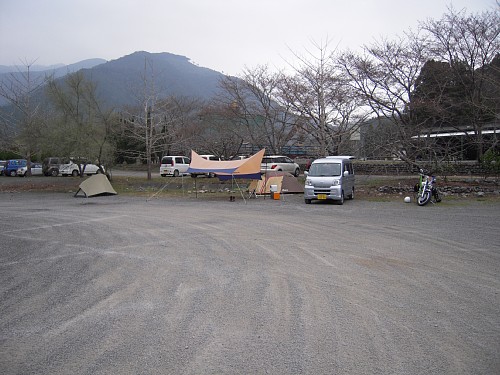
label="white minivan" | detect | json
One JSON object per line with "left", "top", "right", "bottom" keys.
{"left": 304, "top": 156, "right": 355, "bottom": 205}
{"left": 160, "top": 156, "right": 191, "bottom": 177}
{"left": 190, "top": 155, "right": 221, "bottom": 178}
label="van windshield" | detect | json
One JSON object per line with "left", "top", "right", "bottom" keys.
{"left": 308, "top": 163, "right": 341, "bottom": 177}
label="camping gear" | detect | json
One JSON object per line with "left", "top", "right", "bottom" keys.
{"left": 187, "top": 149, "right": 265, "bottom": 180}
{"left": 187, "top": 149, "right": 265, "bottom": 202}
{"left": 270, "top": 184, "right": 280, "bottom": 200}
{"left": 74, "top": 174, "right": 117, "bottom": 197}
{"left": 248, "top": 172, "right": 303, "bottom": 196}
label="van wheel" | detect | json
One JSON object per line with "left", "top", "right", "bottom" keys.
{"left": 338, "top": 191, "right": 344, "bottom": 205}
{"left": 72, "top": 170, "right": 79, "bottom": 177}
{"left": 305, "top": 199, "right": 311, "bottom": 204}
{"left": 294, "top": 168, "right": 300, "bottom": 177}
{"left": 9, "top": 170, "right": 17, "bottom": 177}
{"left": 51, "top": 169, "right": 59, "bottom": 177}
{"left": 173, "top": 170, "right": 179, "bottom": 177}
{"left": 349, "top": 187, "right": 354, "bottom": 200}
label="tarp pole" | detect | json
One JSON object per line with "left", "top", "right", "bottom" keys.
{"left": 147, "top": 182, "right": 170, "bottom": 201}
{"left": 263, "top": 167, "right": 267, "bottom": 199}
{"left": 232, "top": 175, "right": 246, "bottom": 204}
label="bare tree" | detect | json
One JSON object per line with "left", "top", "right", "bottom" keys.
{"left": 120, "top": 101, "right": 170, "bottom": 180}
{"left": 119, "top": 57, "right": 199, "bottom": 179}
{"left": 0, "top": 61, "right": 50, "bottom": 173}
{"left": 159, "top": 96, "right": 201, "bottom": 157}
{"left": 120, "top": 58, "right": 173, "bottom": 179}
{"left": 193, "top": 102, "right": 246, "bottom": 159}
{"left": 217, "top": 65, "right": 299, "bottom": 154}
{"left": 341, "top": 7, "right": 499, "bottom": 167}
{"left": 339, "top": 32, "right": 430, "bottom": 165}
{"left": 278, "top": 39, "right": 368, "bottom": 157}
{"left": 419, "top": 7, "right": 500, "bottom": 160}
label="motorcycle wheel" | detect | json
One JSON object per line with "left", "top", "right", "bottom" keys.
{"left": 417, "top": 191, "right": 432, "bottom": 206}
{"left": 434, "top": 190, "right": 442, "bottom": 203}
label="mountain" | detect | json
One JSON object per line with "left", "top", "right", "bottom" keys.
{"left": 78, "top": 51, "right": 226, "bottom": 107}
{"left": 0, "top": 52, "right": 228, "bottom": 108}
{"left": 0, "top": 64, "right": 64, "bottom": 73}
{"left": 0, "top": 58, "right": 106, "bottom": 77}
{"left": 0, "top": 58, "right": 107, "bottom": 106}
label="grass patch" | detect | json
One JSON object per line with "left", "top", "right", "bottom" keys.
{"left": 2, "top": 173, "right": 497, "bottom": 203}
{"left": 110, "top": 176, "right": 250, "bottom": 198}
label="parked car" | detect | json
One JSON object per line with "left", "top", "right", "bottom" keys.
{"left": 0, "top": 160, "right": 6, "bottom": 175}
{"left": 160, "top": 156, "right": 190, "bottom": 177}
{"left": 260, "top": 155, "right": 300, "bottom": 177}
{"left": 59, "top": 161, "right": 104, "bottom": 177}
{"left": 231, "top": 155, "right": 248, "bottom": 160}
{"left": 17, "top": 163, "right": 43, "bottom": 177}
{"left": 42, "top": 157, "right": 67, "bottom": 176}
{"left": 190, "top": 155, "right": 221, "bottom": 178}
{"left": 305, "top": 158, "right": 314, "bottom": 172}
{"left": 304, "top": 156, "right": 355, "bottom": 205}
{"left": 3, "top": 159, "right": 27, "bottom": 177}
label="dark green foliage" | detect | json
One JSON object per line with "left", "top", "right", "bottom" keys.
{"left": 411, "top": 59, "right": 497, "bottom": 128}
{"left": 481, "top": 149, "right": 500, "bottom": 174}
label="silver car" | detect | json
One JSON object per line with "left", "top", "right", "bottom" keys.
{"left": 17, "top": 163, "right": 43, "bottom": 177}
{"left": 59, "top": 161, "right": 104, "bottom": 177}
{"left": 260, "top": 155, "right": 300, "bottom": 177}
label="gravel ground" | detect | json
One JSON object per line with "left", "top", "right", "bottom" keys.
{"left": 0, "top": 187, "right": 499, "bottom": 374}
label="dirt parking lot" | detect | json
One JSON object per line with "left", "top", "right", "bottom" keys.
{"left": 0, "top": 190, "right": 499, "bottom": 374}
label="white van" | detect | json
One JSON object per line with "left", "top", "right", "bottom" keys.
{"left": 304, "top": 156, "right": 355, "bottom": 205}
{"left": 190, "top": 155, "right": 221, "bottom": 178}
{"left": 160, "top": 156, "right": 191, "bottom": 177}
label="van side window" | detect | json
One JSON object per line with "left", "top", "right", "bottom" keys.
{"left": 175, "top": 157, "right": 183, "bottom": 164}
{"left": 343, "top": 162, "right": 353, "bottom": 175}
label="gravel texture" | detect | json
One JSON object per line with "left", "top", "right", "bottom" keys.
{"left": 0, "top": 188, "right": 499, "bottom": 374}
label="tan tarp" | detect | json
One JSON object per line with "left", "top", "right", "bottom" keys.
{"left": 188, "top": 149, "right": 265, "bottom": 179}
{"left": 76, "top": 174, "right": 117, "bottom": 197}
{"left": 248, "top": 172, "right": 304, "bottom": 195}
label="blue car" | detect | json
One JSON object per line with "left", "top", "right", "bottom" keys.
{"left": 4, "top": 159, "right": 27, "bottom": 177}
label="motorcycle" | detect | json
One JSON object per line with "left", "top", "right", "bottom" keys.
{"left": 414, "top": 169, "right": 442, "bottom": 206}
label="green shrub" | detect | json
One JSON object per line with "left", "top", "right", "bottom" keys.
{"left": 481, "top": 150, "right": 500, "bottom": 175}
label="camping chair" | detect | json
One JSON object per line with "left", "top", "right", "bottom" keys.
{"left": 247, "top": 188, "right": 257, "bottom": 199}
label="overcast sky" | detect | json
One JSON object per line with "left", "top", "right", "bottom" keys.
{"left": 0, "top": 0, "right": 497, "bottom": 75}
